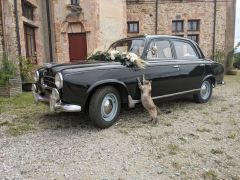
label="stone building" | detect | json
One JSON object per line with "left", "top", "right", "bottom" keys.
{"left": 0, "top": 0, "right": 126, "bottom": 65}
{"left": 0, "top": 0, "right": 20, "bottom": 63}
{"left": 0, "top": 0, "right": 236, "bottom": 66}
{"left": 127, "top": 0, "right": 236, "bottom": 58}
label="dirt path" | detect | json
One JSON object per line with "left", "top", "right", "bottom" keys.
{"left": 0, "top": 75, "right": 240, "bottom": 179}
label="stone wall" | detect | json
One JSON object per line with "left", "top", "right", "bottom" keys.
{"left": 1, "top": 0, "right": 19, "bottom": 63}
{"left": 51, "top": 0, "right": 126, "bottom": 63}
{"left": 127, "top": 0, "right": 229, "bottom": 58}
{"left": 0, "top": 4, "right": 3, "bottom": 54}
{"left": 17, "top": 0, "right": 50, "bottom": 65}
{"left": 0, "top": 0, "right": 22, "bottom": 96}
{"left": 0, "top": 78, "right": 22, "bottom": 97}
{"left": 99, "top": 0, "right": 127, "bottom": 50}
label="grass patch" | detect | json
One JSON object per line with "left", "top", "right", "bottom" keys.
{"left": 179, "top": 137, "right": 187, "bottom": 143}
{"left": 211, "top": 149, "right": 224, "bottom": 155}
{"left": 168, "top": 144, "right": 180, "bottom": 155}
{"left": 227, "top": 133, "right": 237, "bottom": 139}
{"left": 0, "top": 121, "right": 13, "bottom": 127}
{"left": 7, "top": 123, "right": 35, "bottom": 136}
{"left": 202, "top": 170, "right": 218, "bottom": 180}
{"left": 172, "top": 161, "right": 181, "bottom": 170}
{"left": 212, "top": 137, "right": 222, "bottom": 141}
{"left": 196, "top": 128, "right": 212, "bottom": 133}
{"left": 163, "top": 122, "right": 172, "bottom": 127}
{"left": 213, "top": 121, "right": 221, "bottom": 125}
{"left": 118, "top": 128, "right": 130, "bottom": 135}
{"left": 220, "top": 107, "right": 228, "bottom": 112}
{"left": 0, "top": 92, "right": 48, "bottom": 136}
{"left": 203, "top": 111, "right": 209, "bottom": 115}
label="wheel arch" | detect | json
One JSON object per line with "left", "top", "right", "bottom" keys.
{"left": 85, "top": 80, "right": 129, "bottom": 111}
{"left": 203, "top": 75, "right": 216, "bottom": 87}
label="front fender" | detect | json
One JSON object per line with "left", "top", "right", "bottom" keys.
{"left": 85, "top": 79, "right": 129, "bottom": 106}
{"left": 87, "top": 79, "right": 127, "bottom": 94}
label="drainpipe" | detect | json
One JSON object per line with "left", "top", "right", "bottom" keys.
{"left": 46, "top": 0, "right": 53, "bottom": 62}
{"left": 14, "top": 0, "right": 21, "bottom": 56}
{"left": 212, "top": 0, "right": 217, "bottom": 57}
{"left": 0, "top": 0, "right": 5, "bottom": 51}
{"left": 155, "top": 0, "right": 159, "bottom": 35}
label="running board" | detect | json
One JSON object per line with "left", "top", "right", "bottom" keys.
{"left": 128, "top": 89, "right": 200, "bottom": 108}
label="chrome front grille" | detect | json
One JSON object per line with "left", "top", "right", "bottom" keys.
{"left": 43, "top": 69, "right": 56, "bottom": 89}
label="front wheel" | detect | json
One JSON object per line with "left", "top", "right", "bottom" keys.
{"left": 89, "top": 86, "right": 121, "bottom": 128}
{"left": 193, "top": 79, "right": 212, "bottom": 103}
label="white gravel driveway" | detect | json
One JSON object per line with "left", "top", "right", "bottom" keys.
{"left": 0, "top": 74, "right": 240, "bottom": 179}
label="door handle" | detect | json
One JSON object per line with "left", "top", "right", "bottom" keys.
{"left": 173, "top": 65, "right": 180, "bottom": 68}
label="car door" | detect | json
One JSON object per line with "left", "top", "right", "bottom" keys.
{"left": 141, "top": 38, "right": 183, "bottom": 98}
{"left": 172, "top": 40, "right": 205, "bottom": 92}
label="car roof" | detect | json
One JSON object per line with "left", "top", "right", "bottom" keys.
{"left": 118, "top": 34, "right": 196, "bottom": 44}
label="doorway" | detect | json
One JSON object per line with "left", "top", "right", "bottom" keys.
{"left": 68, "top": 33, "right": 87, "bottom": 61}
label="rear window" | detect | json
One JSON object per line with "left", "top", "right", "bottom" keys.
{"left": 147, "top": 40, "right": 173, "bottom": 60}
{"left": 173, "top": 41, "right": 199, "bottom": 60}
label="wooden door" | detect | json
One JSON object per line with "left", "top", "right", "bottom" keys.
{"left": 68, "top": 33, "right": 87, "bottom": 61}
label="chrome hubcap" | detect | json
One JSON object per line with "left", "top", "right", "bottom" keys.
{"left": 101, "top": 93, "right": 118, "bottom": 122}
{"left": 200, "top": 81, "right": 211, "bottom": 100}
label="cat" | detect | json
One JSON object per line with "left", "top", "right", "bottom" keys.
{"left": 137, "top": 74, "right": 158, "bottom": 124}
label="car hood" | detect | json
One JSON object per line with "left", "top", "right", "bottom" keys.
{"left": 44, "top": 60, "right": 123, "bottom": 74}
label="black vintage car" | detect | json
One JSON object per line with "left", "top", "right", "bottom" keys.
{"left": 32, "top": 35, "right": 224, "bottom": 128}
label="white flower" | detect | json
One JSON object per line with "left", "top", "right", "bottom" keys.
{"left": 126, "top": 52, "right": 138, "bottom": 63}
{"left": 109, "top": 50, "right": 120, "bottom": 60}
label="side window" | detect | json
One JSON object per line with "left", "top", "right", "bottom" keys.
{"left": 173, "top": 41, "right": 199, "bottom": 60}
{"left": 147, "top": 40, "right": 173, "bottom": 60}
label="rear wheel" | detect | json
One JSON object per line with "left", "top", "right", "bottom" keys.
{"left": 194, "top": 79, "right": 212, "bottom": 103}
{"left": 89, "top": 86, "right": 121, "bottom": 128}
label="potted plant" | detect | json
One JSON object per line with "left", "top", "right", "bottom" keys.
{"left": 19, "top": 56, "right": 37, "bottom": 91}
{"left": 0, "top": 53, "right": 21, "bottom": 97}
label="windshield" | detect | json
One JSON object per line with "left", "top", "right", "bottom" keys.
{"left": 108, "top": 39, "right": 145, "bottom": 57}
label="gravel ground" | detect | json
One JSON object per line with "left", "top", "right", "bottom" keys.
{"left": 0, "top": 74, "right": 240, "bottom": 179}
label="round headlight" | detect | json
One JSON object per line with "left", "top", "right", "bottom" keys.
{"left": 33, "top": 70, "right": 39, "bottom": 82}
{"left": 55, "top": 73, "right": 63, "bottom": 89}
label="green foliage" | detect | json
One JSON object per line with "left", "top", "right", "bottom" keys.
{"left": 87, "top": 51, "right": 110, "bottom": 61}
{"left": 19, "top": 56, "right": 37, "bottom": 82}
{"left": 233, "top": 53, "right": 240, "bottom": 69}
{"left": 211, "top": 50, "right": 225, "bottom": 64}
{"left": 0, "top": 53, "right": 17, "bottom": 86}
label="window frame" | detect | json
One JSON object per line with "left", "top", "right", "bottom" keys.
{"left": 188, "top": 19, "right": 200, "bottom": 31}
{"left": 172, "top": 20, "right": 184, "bottom": 33}
{"left": 187, "top": 34, "right": 199, "bottom": 44}
{"left": 146, "top": 38, "right": 174, "bottom": 61}
{"left": 24, "top": 24, "right": 37, "bottom": 62}
{"left": 127, "top": 0, "right": 140, "bottom": 4}
{"left": 71, "top": 0, "right": 80, "bottom": 5}
{"left": 22, "top": 0, "right": 35, "bottom": 20}
{"left": 127, "top": 21, "right": 139, "bottom": 33}
{"left": 172, "top": 39, "right": 201, "bottom": 60}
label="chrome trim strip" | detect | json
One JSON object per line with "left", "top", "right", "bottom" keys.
{"left": 128, "top": 89, "right": 201, "bottom": 108}
{"left": 152, "top": 89, "right": 201, "bottom": 100}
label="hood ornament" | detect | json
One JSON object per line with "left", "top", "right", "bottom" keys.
{"left": 43, "top": 63, "right": 52, "bottom": 68}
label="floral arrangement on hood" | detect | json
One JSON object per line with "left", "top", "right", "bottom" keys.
{"left": 87, "top": 50, "right": 146, "bottom": 69}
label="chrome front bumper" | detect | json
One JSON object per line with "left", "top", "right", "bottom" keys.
{"left": 32, "top": 84, "right": 81, "bottom": 113}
